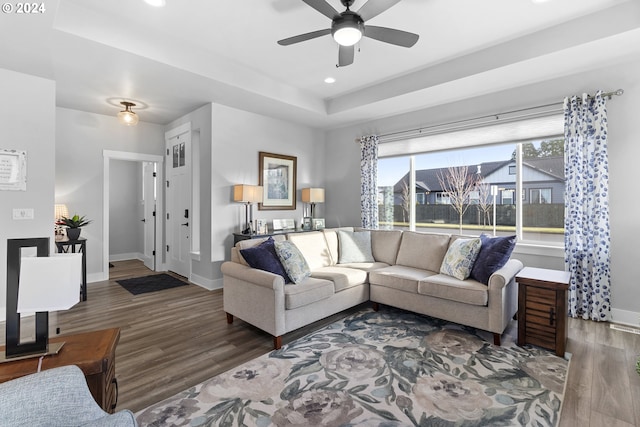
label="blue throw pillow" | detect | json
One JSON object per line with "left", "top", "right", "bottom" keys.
{"left": 470, "top": 234, "right": 516, "bottom": 285}
{"left": 240, "top": 237, "right": 291, "bottom": 283}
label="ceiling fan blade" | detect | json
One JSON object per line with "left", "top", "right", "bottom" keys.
{"left": 357, "top": 0, "right": 401, "bottom": 21}
{"left": 302, "top": 0, "right": 339, "bottom": 19}
{"left": 338, "top": 45, "right": 354, "bottom": 67}
{"left": 364, "top": 25, "right": 419, "bottom": 47}
{"left": 278, "top": 28, "right": 332, "bottom": 46}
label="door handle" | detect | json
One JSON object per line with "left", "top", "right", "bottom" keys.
{"left": 181, "top": 222, "right": 189, "bottom": 226}
{"left": 141, "top": 219, "right": 146, "bottom": 222}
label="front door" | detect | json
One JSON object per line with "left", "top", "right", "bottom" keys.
{"left": 165, "top": 127, "right": 191, "bottom": 278}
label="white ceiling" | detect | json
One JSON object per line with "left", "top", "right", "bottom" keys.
{"left": 1, "top": 0, "right": 639, "bottom": 129}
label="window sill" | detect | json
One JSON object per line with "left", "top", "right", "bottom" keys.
{"left": 514, "top": 242, "right": 564, "bottom": 258}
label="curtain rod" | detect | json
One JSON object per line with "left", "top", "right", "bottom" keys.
{"left": 355, "top": 89, "right": 624, "bottom": 143}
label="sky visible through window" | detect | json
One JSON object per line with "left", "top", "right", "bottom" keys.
{"left": 378, "top": 143, "right": 517, "bottom": 187}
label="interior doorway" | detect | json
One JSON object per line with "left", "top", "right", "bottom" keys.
{"left": 102, "top": 150, "right": 164, "bottom": 279}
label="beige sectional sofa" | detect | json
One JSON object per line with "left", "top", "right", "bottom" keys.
{"left": 221, "top": 228, "right": 523, "bottom": 349}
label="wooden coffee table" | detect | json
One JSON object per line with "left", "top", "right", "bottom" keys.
{"left": 0, "top": 328, "right": 120, "bottom": 413}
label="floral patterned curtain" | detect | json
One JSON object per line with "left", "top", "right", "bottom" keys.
{"left": 360, "top": 135, "right": 379, "bottom": 229}
{"left": 563, "top": 91, "right": 610, "bottom": 321}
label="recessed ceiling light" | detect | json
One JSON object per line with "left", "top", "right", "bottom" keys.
{"left": 324, "top": 77, "right": 336, "bottom": 84}
{"left": 144, "top": 0, "right": 166, "bottom": 7}
{"left": 531, "top": 0, "right": 552, "bottom": 3}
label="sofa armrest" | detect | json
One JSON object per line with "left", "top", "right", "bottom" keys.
{"left": 0, "top": 365, "right": 136, "bottom": 427}
{"left": 221, "top": 261, "right": 285, "bottom": 292}
{"left": 487, "top": 259, "right": 524, "bottom": 291}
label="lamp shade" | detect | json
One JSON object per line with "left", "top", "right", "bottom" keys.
{"left": 54, "top": 204, "right": 69, "bottom": 221}
{"left": 301, "top": 188, "right": 325, "bottom": 204}
{"left": 18, "top": 253, "right": 81, "bottom": 313}
{"left": 233, "top": 185, "right": 263, "bottom": 203}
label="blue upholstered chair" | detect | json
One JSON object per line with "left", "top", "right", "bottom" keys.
{"left": 0, "top": 365, "right": 137, "bottom": 427}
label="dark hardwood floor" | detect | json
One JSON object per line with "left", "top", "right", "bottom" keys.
{"left": 3, "top": 259, "right": 639, "bottom": 425}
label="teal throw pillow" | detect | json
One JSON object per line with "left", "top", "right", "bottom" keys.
{"left": 337, "top": 230, "right": 375, "bottom": 263}
{"left": 440, "top": 238, "right": 482, "bottom": 280}
{"left": 274, "top": 240, "right": 311, "bottom": 284}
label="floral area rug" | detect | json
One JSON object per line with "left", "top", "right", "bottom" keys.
{"left": 136, "top": 308, "right": 568, "bottom": 426}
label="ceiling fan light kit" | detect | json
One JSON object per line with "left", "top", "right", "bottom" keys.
{"left": 278, "top": 0, "right": 419, "bottom": 67}
{"left": 332, "top": 12, "right": 364, "bottom": 46}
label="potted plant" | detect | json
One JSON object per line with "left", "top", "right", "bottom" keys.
{"left": 57, "top": 214, "right": 91, "bottom": 240}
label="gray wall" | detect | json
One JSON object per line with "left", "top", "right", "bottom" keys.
{"left": 165, "top": 103, "right": 325, "bottom": 288}
{"left": 56, "top": 107, "right": 165, "bottom": 281}
{"left": 109, "top": 160, "right": 143, "bottom": 259}
{"left": 0, "top": 69, "right": 56, "bottom": 321}
{"left": 324, "top": 57, "right": 640, "bottom": 324}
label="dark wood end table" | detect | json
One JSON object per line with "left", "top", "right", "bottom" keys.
{"left": 0, "top": 328, "right": 120, "bottom": 413}
{"left": 55, "top": 237, "right": 87, "bottom": 301}
{"left": 516, "top": 267, "right": 571, "bottom": 357}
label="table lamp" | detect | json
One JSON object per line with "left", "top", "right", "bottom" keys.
{"left": 233, "top": 184, "right": 263, "bottom": 234}
{"left": 1, "top": 237, "right": 82, "bottom": 362}
{"left": 301, "top": 188, "right": 325, "bottom": 218}
{"left": 54, "top": 204, "right": 69, "bottom": 239}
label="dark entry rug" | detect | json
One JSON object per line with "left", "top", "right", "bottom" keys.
{"left": 137, "top": 307, "right": 568, "bottom": 426}
{"left": 117, "top": 273, "right": 188, "bottom": 295}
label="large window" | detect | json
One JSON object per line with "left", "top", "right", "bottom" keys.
{"left": 378, "top": 139, "right": 564, "bottom": 245}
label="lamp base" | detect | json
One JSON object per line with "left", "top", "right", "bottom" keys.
{"left": 0, "top": 341, "right": 65, "bottom": 364}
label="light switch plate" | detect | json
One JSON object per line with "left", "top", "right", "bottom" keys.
{"left": 13, "top": 208, "right": 34, "bottom": 220}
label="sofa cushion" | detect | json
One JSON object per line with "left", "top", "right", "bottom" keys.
{"left": 337, "top": 230, "right": 375, "bottom": 263}
{"left": 274, "top": 240, "right": 311, "bottom": 284}
{"left": 311, "top": 266, "right": 368, "bottom": 292}
{"left": 284, "top": 277, "right": 334, "bottom": 309}
{"left": 337, "top": 261, "right": 390, "bottom": 272}
{"left": 395, "top": 231, "right": 451, "bottom": 272}
{"left": 470, "top": 234, "right": 517, "bottom": 285}
{"left": 369, "top": 265, "right": 437, "bottom": 294}
{"left": 419, "top": 274, "right": 488, "bottom": 306}
{"left": 440, "top": 237, "right": 482, "bottom": 280}
{"left": 287, "top": 232, "right": 333, "bottom": 269}
{"left": 239, "top": 237, "right": 291, "bottom": 283}
{"left": 371, "top": 230, "right": 403, "bottom": 265}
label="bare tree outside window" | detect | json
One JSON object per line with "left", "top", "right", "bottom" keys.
{"left": 437, "top": 165, "right": 480, "bottom": 234}
{"left": 476, "top": 180, "right": 493, "bottom": 228}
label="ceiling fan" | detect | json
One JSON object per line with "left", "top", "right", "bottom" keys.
{"left": 277, "top": 0, "right": 419, "bottom": 67}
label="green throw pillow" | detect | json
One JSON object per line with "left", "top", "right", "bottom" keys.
{"left": 337, "top": 230, "right": 375, "bottom": 263}
{"left": 440, "top": 238, "right": 482, "bottom": 280}
{"left": 274, "top": 240, "right": 311, "bottom": 284}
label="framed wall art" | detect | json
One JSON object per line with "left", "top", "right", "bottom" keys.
{"left": 259, "top": 152, "right": 296, "bottom": 210}
{"left": 0, "top": 149, "right": 27, "bottom": 191}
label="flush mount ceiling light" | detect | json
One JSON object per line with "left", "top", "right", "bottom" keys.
{"left": 324, "top": 77, "right": 336, "bottom": 84}
{"left": 117, "top": 101, "right": 139, "bottom": 126}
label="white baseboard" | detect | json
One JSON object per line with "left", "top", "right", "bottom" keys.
{"left": 109, "top": 252, "right": 145, "bottom": 262}
{"left": 611, "top": 308, "right": 640, "bottom": 327}
{"left": 88, "top": 272, "right": 108, "bottom": 283}
{"left": 190, "top": 272, "right": 223, "bottom": 291}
